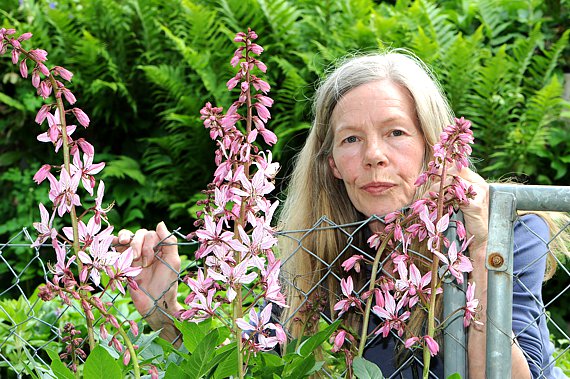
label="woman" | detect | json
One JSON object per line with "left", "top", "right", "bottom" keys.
{"left": 118, "top": 51, "right": 565, "bottom": 378}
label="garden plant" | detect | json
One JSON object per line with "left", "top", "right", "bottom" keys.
{"left": 1, "top": 0, "right": 569, "bottom": 377}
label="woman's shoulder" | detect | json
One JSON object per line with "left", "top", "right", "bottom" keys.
{"left": 514, "top": 213, "right": 549, "bottom": 245}
{"left": 512, "top": 213, "right": 549, "bottom": 278}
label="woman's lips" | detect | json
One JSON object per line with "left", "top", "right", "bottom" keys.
{"left": 361, "top": 182, "right": 395, "bottom": 194}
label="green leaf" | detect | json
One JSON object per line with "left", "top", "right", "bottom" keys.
{"left": 297, "top": 320, "right": 341, "bottom": 357}
{"left": 353, "top": 356, "right": 384, "bottom": 379}
{"left": 165, "top": 362, "right": 191, "bottom": 379}
{"left": 183, "top": 328, "right": 219, "bottom": 379}
{"left": 446, "top": 373, "right": 462, "bottom": 379}
{"left": 175, "top": 318, "right": 212, "bottom": 353}
{"left": 46, "top": 348, "right": 75, "bottom": 379}
{"left": 0, "top": 92, "right": 25, "bottom": 111}
{"left": 283, "top": 355, "right": 316, "bottom": 379}
{"left": 213, "top": 344, "right": 239, "bottom": 379}
{"left": 102, "top": 155, "right": 146, "bottom": 185}
{"left": 83, "top": 345, "right": 122, "bottom": 379}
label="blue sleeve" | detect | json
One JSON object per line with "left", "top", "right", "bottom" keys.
{"left": 511, "top": 214, "right": 553, "bottom": 378}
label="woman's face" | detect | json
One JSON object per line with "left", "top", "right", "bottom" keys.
{"left": 328, "top": 80, "right": 426, "bottom": 217}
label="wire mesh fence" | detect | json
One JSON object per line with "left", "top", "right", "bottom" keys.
{"left": 0, "top": 185, "right": 569, "bottom": 378}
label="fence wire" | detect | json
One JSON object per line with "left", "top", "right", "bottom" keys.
{"left": 0, "top": 197, "right": 569, "bottom": 378}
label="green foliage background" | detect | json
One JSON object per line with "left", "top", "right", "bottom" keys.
{"left": 1, "top": 0, "right": 568, "bottom": 232}
{"left": 0, "top": 0, "right": 569, "bottom": 371}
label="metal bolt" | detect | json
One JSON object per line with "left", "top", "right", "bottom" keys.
{"left": 488, "top": 253, "right": 504, "bottom": 268}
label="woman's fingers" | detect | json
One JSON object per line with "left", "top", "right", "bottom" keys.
{"left": 112, "top": 229, "right": 136, "bottom": 253}
{"left": 155, "top": 221, "right": 180, "bottom": 271}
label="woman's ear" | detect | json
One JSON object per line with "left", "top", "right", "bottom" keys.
{"left": 328, "top": 156, "right": 342, "bottom": 179}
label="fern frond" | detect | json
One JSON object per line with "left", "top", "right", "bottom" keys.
{"left": 528, "top": 29, "right": 570, "bottom": 90}
{"left": 257, "top": 0, "right": 302, "bottom": 39}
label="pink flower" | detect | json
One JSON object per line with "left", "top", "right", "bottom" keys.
{"left": 372, "top": 290, "right": 410, "bottom": 337}
{"left": 195, "top": 215, "right": 247, "bottom": 259}
{"left": 233, "top": 169, "right": 275, "bottom": 203}
{"left": 93, "top": 180, "right": 108, "bottom": 224}
{"left": 405, "top": 336, "right": 420, "bottom": 349}
{"left": 250, "top": 75, "right": 270, "bottom": 93}
{"left": 238, "top": 224, "right": 277, "bottom": 257}
{"left": 48, "top": 168, "right": 81, "bottom": 217}
{"left": 33, "top": 164, "right": 53, "bottom": 184}
{"left": 432, "top": 241, "right": 473, "bottom": 284}
{"left": 253, "top": 102, "right": 271, "bottom": 122}
{"left": 19, "top": 59, "right": 28, "bottom": 78}
{"left": 252, "top": 116, "right": 277, "bottom": 145}
{"left": 29, "top": 49, "right": 48, "bottom": 62}
{"left": 53, "top": 66, "right": 73, "bottom": 81}
{"left": 464, "top": 282, "right": 482, "bottom": 327}
{"left": 60, "top": 87, "right": 76, "bottom": 104}
{"left": 71, "top": 151, "right": 105, "bottom": 195}
{"left": 111, "top": 247, "right": 143, "bottom": 294}
{"left": 35, "top": 104, "right": 52, "bottom": 125}
{"left": 51, "top": 242, "right": 76, "bottom": 283}
{"left": 181, "top": 288, "right": 220, "bottom": 322}
{"left": 261, "top": 251, "right": 287, "bottom": 307}
{"left": 207, "top": 260, "right": 257, "bottom": 302}
{"left": 185, "top": 268, "right": 214, "bottom": 295}
{"left": 37, "top": 111, "right": 77, "bottom": 153}
{"left": 424, "top": 335, "right": 439, "bottom": 356}
{"left": 71, "top": 108, "right": 90, "bottom": 127}
{"left": 333, "top": 277, "right": 359, "bottom": 316}
{"left": 31, "top": 69, "right": 40, "bottom": 88}
{"left": 17, "top": 32, "right": 33, "bottom": 41}
{"left": 62, "top": 217, "right": 112, "bottom": 247}
{"left": 77, "top": 234, "right": 119, "bottom": 286}
{"left": 31, "top": 203, "right": 57, "bottom": 247}
{"left": 331, "top": 330, "right": 347, "bottom": 353}
{"left": 38, "top": 79, "right": 52, "bottom": 98}
{"left": 341, "top": 255, "right": 365, "bottom": 273}
{"left": 235, "top": 304, "right": 284, "bottom": 351}
{"left": 395, "top": 262, "right": 431, "bottom": 307}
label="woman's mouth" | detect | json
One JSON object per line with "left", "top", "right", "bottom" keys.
{"left": 361, "top": 182, "right": 395, "bottom": 195}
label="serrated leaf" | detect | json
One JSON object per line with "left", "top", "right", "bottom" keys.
{"left": 353, "top": 356, "right": 384, "bottom": 379}
{"left": 83, "top": 345, "right": 122, "bottom": 379}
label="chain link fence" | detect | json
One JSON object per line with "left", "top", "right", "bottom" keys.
{"left": 1, "top": 185, "right": 569, "bottom": 378}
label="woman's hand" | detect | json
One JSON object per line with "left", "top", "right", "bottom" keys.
{"left": 114, "top": 222, "right": 183, "bottom": 343}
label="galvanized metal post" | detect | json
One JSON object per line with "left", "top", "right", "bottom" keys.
{"left": 486, "top": 188, "right": 517, "bottom": 378}
{"left": 443, "top": 212, "right": 467, "bottom": 379}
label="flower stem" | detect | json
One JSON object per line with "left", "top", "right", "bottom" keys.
{"left": 422, "top": 161, "right": 448, "bottom": 379}
{"left": 48, "top": 74, "right": 96, "bottom": 351}
{"left": 117, "top": 328, "right": 140, "bottom": 379}
{"left": 358, "top": 232, "right": 393, "bottom": 356}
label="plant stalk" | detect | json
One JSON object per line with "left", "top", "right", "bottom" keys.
{"left": 49, "top": 74, "right": 96, "bottom": 351}
{"left": 357, "top": 232, "right": 393, "bottom": 356}
{"left": 422, "top": 160, "right": 448, "bottom": 379}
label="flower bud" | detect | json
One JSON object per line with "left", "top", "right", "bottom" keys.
{"left": 122, "top": 350, "right": 130, "bottom": 365}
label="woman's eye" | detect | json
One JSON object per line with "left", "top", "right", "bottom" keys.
{"left": 344, "top": 136, "right": 358, "bottom": 143}
{"left": 391, "top": 130, "right": 404, "bottom": 137}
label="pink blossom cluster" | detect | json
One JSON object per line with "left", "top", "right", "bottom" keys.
{"left": 333, "top": 117, "right": 480, "bottom": 358}
{"left": 2, "top": 27, "right": 142, "bottom": 368}
{"left": 180, "top": 29, "right": 286, "bottom": 354}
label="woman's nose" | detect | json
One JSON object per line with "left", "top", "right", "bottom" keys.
{"left": 364, "top": 139, "right": 388, "bottom": 167}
